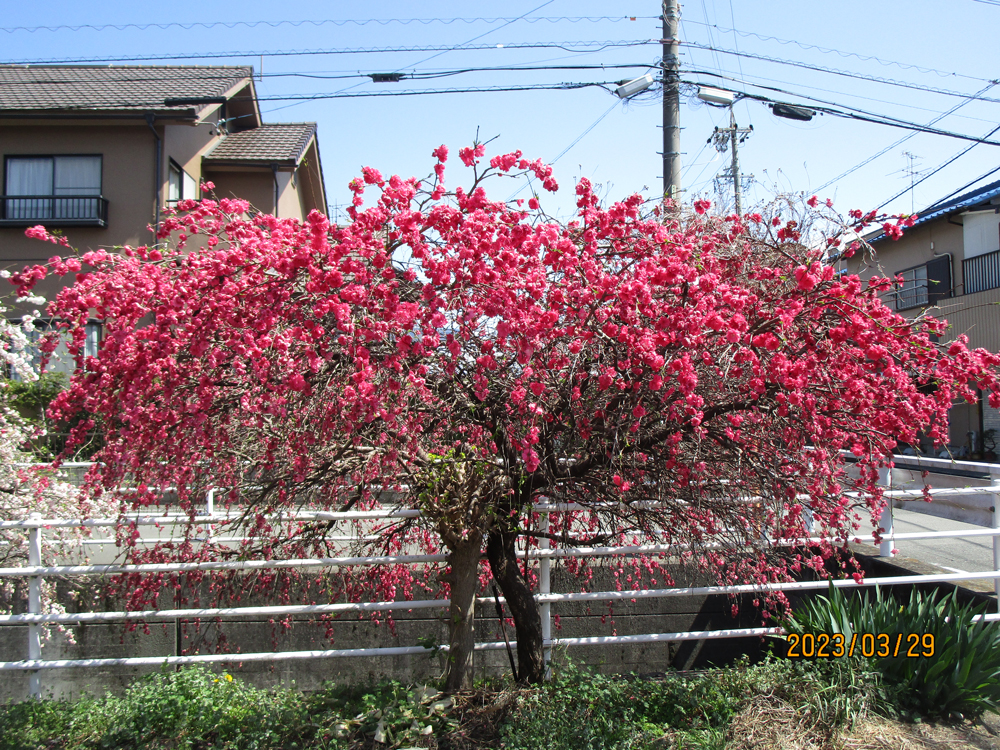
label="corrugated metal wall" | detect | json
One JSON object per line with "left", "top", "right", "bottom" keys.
{"left": 936, "top": 286, "right": 1000, "bottom": 350}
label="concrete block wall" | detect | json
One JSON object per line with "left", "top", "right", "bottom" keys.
{"left": 0, "top": 564, "right": 765, "bottom": 702}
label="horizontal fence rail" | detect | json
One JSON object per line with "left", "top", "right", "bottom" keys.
{"left": 3, "top": 458, "right": 1000, "bottom": 697}
{"left": 2, "top": 571, "right": 999, "bottom": 627}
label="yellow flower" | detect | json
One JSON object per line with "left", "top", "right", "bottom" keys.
{"left": 224, "top": 673, "right": 233, "bottom": 682}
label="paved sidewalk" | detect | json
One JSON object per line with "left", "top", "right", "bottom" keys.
{"left": 868, "top": 506, "right": 999, "bottom": 595}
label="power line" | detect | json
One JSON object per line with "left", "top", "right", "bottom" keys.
{"left": 686, "top": 153, "right": 722, "bottom": 194}
{"left": 684, "top": 41, "right": 1000, "bottom": 104}
{"left": 681, "top": 18, "right": 991, "bottom": 85}
{"left": 725, "top": 0, "right": 750, "bottom": 125}
{"left": 508, "top": 98, "right": 623, "bottom": 202}
{"left": 693, "top": 1, "right": 727, "bottom": 81}
{"left": 246, "top": 81, "right": 625, "bottom": 101}
{"left": 45, "top": 82, "right": 620, "bottom": 110}
{"left": 921, "top": 164, "right": 1000, "bottom": 210}
{"left": 811, "top": 83, "right": 996, "bottom": 194}
{"left": 0, "top": 16, "right": 661, "bottom": 35}
{"left": 551, "top": 99, "right": 622, "bottom": 162}
{"left": 681, "top": 139, "right": 712, "bottom": 180}
{"left": 686, "top": 66, "right": 998, "bottom": 126}
{"left": 680, "top": 77, "right": 1000, "bottom": 147}
{"left": 876, "top": 123, "right": 1000, "bottom": 210}
{"left": 0, "top": 63, "right": 655, "bottom": 87}
{"left": 317, "top": 0, "right": 557, "bottom": 103}
{"left": 683, "top": 70, "right": 1000, "bottom": 158}
{"left": 688, "top": 157, "right": 729, "bottom": 197}
{"left": 394, "top": 0, "right": 556, "bottom": 75}
{"left": 0, "top": 39, "right": 659, "bottom": 66}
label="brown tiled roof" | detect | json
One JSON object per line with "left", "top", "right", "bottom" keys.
{"left": 0, "top": 65, "right": 253, "bottom": 115}
{"left": 203, "top": 123, "right": 318, "bottom": 164}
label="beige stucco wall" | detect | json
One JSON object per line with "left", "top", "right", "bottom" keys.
{"left": 203, "top": 168, "right": 275, "bottom": 214}
{"left": 292, "top": 141, "right": 326, "bottom": 219}
{"left": 162, "top": 112, "right": 223, "bottom": 191}
{"left": 204, "top": 167, "right": 310, "bottom": 221}
{"left": 936, "top": 286, "right": 1000, "bottom": 352}
{"left": 846, "top": 220, "right": 965, "bottom": 292}
{"left": 0, "top": 122, "right": 157, "bottom": 259}
{"left": 0, "top": 121, "right": 163, "bottom": 306}
{"left": 845, "top": 218, "right": 1000, "bottom": 450}
{"left": 276, "top": 169, "right": 302, "bottom": 219}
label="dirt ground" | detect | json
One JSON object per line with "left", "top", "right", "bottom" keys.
{"left": 715, "top": 702, "right": 1000, "bottom": 750}
{"left": 440, "top": 689, "right": 1000, "bottom": 750}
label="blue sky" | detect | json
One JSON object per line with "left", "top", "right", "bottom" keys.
{"left": 3, "top": 1, "right": 999, "bottom": 222}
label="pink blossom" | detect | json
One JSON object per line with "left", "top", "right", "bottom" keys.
{"left": 16, "top": 142, "right": 999, "bottom": 689}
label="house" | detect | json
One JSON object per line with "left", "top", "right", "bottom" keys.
{"left": 0, "top": 65, "right": 328, "bottom": 372}
{"left": 841, "top": 178, "right": 1000, "bottom": 455}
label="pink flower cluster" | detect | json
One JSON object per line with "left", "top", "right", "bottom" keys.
{"left": 16, "top": 142, "right": 1000, "bottom": 632}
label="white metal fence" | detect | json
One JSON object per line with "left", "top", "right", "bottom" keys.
{"left": 2, "top": 458, "right": 1000, "bottom": 699}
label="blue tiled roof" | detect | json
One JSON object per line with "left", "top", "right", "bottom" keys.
{"left": 869, "top": 175, "right": 1000, "bottom": 243}
{"left": 910, "top": 177, "right": 1000, "bottom": 227}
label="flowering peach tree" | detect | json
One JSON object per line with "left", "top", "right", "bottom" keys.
{"left": 15, "top": 144, "right": 1000, "bottom": 687}
{"left": 0, "top": 291, "right": 114, "bottom": 640}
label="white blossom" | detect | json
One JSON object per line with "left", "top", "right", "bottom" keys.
{"left": 0, "top": 297, "right": 113, "bottom": 642}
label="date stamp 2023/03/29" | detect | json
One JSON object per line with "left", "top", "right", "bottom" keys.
{"left": 784, "top": 633, "right": 935, "bottom": 659}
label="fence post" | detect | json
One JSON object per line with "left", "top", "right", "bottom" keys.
{"left": 204, "top": 488, "right": 215, "bottom": 545}
{"left": 878, "top": 466, "right": 894, "bottom": 558}
{"left": 993, "top": 486, "right": 1000, "bottom": 608}
{"left": 27, "top": 512, "right": 42, "bottom": 699}
{"left": 539, "top": 509, "right": 551, "bottom": 679}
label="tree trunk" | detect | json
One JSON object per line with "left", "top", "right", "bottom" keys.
{"left": 487, "top": 527, "right": 545, "bottom": 683}
{"left": 442, "top": 531, "right": 483, "bottom": 692}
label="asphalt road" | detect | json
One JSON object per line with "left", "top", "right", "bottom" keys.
{"left": 884, "top": 505, "right": 998, "bottom": 583}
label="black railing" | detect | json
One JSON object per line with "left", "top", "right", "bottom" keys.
{"left": 0, "top": 195, "right": 109, "bottom": 227}
{"left": 963, "top": 248, "right": 1000, "bottom": 295}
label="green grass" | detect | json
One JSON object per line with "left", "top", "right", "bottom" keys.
{"left": 500, "top": 656, "right": 888, "bottom": 749}
{"left": 0, "top": 655, "right": 896, "bottom": 750}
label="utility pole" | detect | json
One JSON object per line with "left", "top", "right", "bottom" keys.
{"left": 662, "top": 0, "right": 681, "bottom": 200}
{"left": 728, "top": 108, "right": 744, "bottom": 215}
{"left": 710, "top": 106, "right": 753, "bottom": 215}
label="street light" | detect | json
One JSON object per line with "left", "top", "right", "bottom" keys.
{"left": 771, "top": 103, "right": 815, "bottom": 122}
{"left": 696, "top": 86, "right": 735, "bottom": 107}
{"left": 694, "top": 86, "right": 751, "bottom": 214}
{"left": 615, "top": 74, "right": 654, "bottom": 99}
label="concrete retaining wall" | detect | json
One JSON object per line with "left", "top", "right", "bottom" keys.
{"left": 0, "top": 566, "right": 765, "bottom": 702}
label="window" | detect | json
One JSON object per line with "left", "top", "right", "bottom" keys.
{"left": 894, "top": 256, "right": 952, "bottom": 310}
{"left": 3, "top": 155, "right": 106, "bottom": 225}
{"left": 895, "top": 266, "right": 928, "bottom": 309}
{"left": 167, "top": 160, "right": 198, "bottom": 204}
{"left": 9, "top": 320, "right": 102, "bottom": 382}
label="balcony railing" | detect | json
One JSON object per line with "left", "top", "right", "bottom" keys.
{"left": 964, "top": 248, "right": 1000, "bottom": 295}
{"left": 0, "top": 195, "right": 109, "bottom": 228}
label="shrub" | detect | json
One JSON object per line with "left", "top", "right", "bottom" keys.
{"left": 62, "top": 666, "right": 310, "bottom": 749}
{"left": 0, "top": 669, "right": 468, "bottom": 750}
{"left": 783, "top": 583, "right": 1000, "bottom": 719}
{"left": 499, "top": 656, "right": 885, "bottom": 750}
{"left": 0, "top": 659, "right": 891, "bottom": 750}
{"left": 0, "top": 698, "right": 75, "bottom": 750}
